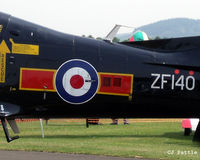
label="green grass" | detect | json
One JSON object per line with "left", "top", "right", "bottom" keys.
{"left": 0, "top": 119, "right": 200, "bottom": 160}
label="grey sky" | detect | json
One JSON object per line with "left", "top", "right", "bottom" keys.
{"left": 1, "top": 0, "right": 200, "bottom": 37}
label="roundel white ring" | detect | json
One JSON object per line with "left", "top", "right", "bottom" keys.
{"left": 62, "top": 67, "right": 91, "bottom": 97}
{"left": 55, "top": 59, "right": 99, "bottom": 104}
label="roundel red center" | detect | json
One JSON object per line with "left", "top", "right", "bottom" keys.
{"left": 70, "top": 75, "right": 84, "bottom": 89}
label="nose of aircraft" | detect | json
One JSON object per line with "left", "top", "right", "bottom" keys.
{"left": 0, "top": 12, "right": 10, "bottom": 37}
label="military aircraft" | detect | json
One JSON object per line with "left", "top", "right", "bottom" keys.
{"left": 1, "top": 12, "right": 200, "bottom": 142}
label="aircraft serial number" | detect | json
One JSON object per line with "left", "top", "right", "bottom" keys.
{"left": 151, "top": 73, "right": 195, "bottom": 90}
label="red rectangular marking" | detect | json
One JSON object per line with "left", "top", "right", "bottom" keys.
{"left": 98, "top": 73, "right": 133, "bottom": 96}
{"left": 20, "top": 68, "right": 56, "bottom": 91}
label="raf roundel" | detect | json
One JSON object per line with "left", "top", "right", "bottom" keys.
{"left": 55, "top": 59, "right": 99, "bottom": 104}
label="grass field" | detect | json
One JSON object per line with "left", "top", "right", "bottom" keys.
{"left": 0, "top": 119, "right": 200, "bottom": 160}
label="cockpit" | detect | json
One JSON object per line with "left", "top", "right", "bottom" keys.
{"left": 105, "top": 24, "right": 200, "bottom": 52}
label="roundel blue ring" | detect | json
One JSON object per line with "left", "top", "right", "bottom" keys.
{"left": 55, "top": 59, "right": 99, "bottom": 104}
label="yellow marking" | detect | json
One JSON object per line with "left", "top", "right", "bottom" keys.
{"left": 98, "top": 72, "right": 133, "bottom": 77}
{"left": 97, "top": 91, "right": 130, "bottom": 96}
{"left": 19, "top": 67, "right": 24, "bottom": 90}
{"left": 11, "top": 88, "right": 16, "bottom": 91}
{"left": 0, "top": 40, "right": 10, "bottom": 83}
{"left": 128, "top": 94, "right": 133, "bottom": 101}
{"left": 97, "top": 73, "right": 101, "bottom": 93}
{"left": 20, "top": 67, "right": 56, "bottom": 72}
{"left": 19, "top": 87, "right": 56, "bottom": 92}
{"left": 0, "top": 25, "right": 3, "bottom": 33}
{"left": 130, "top": 74, "right": 134, "bottom": 95}
{"left": 19, "top": 68, "right": 56, "bottom": 92}
{"left": 10, "top": 38, "right": 39, "bottom": 55}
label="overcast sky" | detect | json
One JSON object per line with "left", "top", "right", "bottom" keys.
{"left": 1, "top": 0, "right": 200, "bottom": 37}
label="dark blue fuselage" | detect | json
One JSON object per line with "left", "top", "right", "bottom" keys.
{"left": 0, "top": 12, "right": 200, "bottom": 119}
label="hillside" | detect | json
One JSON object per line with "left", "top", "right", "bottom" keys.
{"left": 137, "top": 18, "right": 200, "bottom": 38}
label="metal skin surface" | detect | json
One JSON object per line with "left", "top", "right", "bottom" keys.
{"left": 1, "top": 12, "right": 200, "bottom": 120}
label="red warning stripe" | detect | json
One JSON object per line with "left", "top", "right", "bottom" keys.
{"left": 19, "top": 68, "right": 134, "bottom": 96}
{"left": 19, "top": 68, "right": 56, "bottom": 91}
{"left": 98, "top": 72, "right": 133, "bottom": 96}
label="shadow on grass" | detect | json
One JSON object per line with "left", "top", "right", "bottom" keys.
{"left": 19, "top": 131, "right": 198, "bottom": 141}
{"left": 47, "top": 124, "right": 86, "bottom": 127}
{"left": 163, "top": 132, "right": 193, "bottom": 140}
{"left": 0, "top": 131, "right": 198, "bottom": 147}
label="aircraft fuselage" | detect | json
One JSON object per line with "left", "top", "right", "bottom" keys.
{"left": 1, "top": 12, "right": 200, "bottom": 119}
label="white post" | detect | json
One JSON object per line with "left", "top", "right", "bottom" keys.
{"left": 40, "top": 119, "right": 45, "bottom": 138}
